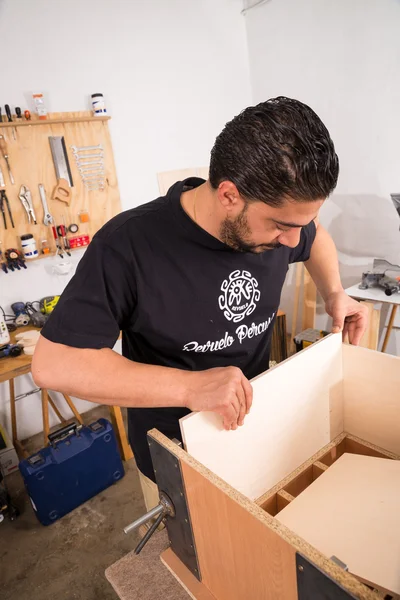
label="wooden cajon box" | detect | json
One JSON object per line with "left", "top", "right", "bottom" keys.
{"left": 148, "top": 334, "right": 400, "bottom": 600}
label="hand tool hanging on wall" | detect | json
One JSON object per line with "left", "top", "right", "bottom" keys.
{"left": 56, "top": 222, "right": 71, "bottom": 257}
{"left": 51, "top": 225, "right": 63, "bottom": 258}
{"left": 0, "top": 135, "right": 15, "bottom": 184}
{"left": 15, "top": 107, "right": 22, "bottom": 121}
{"left": 4, "top": 105, "right": 16, "bottom": 140}
{"left": 49, "top": 136, "right": 73, "bottom": 205}
{"left": 0, "top": 190, "right": 15, "bottom": 229}
{"left": 0, "top": 166, "right": 5, "bottom": 189}
{"left": 18, "top": 185, "right": 37, "bottom": 224}
{"left": 38, "top": 184, "right": 53, "bottom": 225}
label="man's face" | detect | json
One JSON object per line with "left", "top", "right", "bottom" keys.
{"left": 220, "top": 197, "right": 324, "bottom": 253}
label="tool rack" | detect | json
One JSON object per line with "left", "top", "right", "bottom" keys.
{"left": 0, "top": 111, "right": 121, "bottom": 260}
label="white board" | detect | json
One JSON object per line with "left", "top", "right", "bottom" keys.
{"left": 276, "top": 453, "right": 400, "bottom": 596}
{"left": 180, "top": 333, "right": 343, "bottom": 500}
{"left": 343, "top": 343, "right": 400, "bottom": 455}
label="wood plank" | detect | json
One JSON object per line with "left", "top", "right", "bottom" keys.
{"left": 109, "top": 406, "right": 133, "bottom": 461}
{"left": 157, "top": 167, "right": 209, "bottom": 196}
{"left": 161, "top": 549, "right": 216, "bottom": 600}
{"left": 276, "top": 453, "right": 400, "bottom": 597}
{"left": 0, "top": 115, "right": 110, "bottom": 127}
{"left": 343, "top": 344, "right": 400, "bottom": 454}
{"left": 358, "top": 301, "right": 380, "bottom": 350}
{"left": 180, "top": 333, "right": 344, "bottom": 500}
{"left": 302, "top": 266, "right": 316, "bottom": 330}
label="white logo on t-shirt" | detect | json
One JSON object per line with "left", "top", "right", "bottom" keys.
{"left": 218, "top": 270, "right": 261, "bottom": 323}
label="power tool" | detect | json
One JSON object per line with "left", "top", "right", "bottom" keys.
{"left": 40, "top": 296, "right": 60, "bottom": 315}
{"left": 0, "top": 344, "right": 23, "bottom": 359}
{"left": 11, "top": 302, "right": 30, "bottom": 326}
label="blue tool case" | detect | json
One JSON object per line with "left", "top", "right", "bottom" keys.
{"left": 19, "top": 418, "right": 124, "bottom": 525}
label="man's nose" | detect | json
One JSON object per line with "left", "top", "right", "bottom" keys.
{"left": 278, "top": 228, "right": 302, "bottom": 248}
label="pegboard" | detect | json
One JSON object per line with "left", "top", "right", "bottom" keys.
{"left": 0, "top": 111, "right": 121, "bottom": 260}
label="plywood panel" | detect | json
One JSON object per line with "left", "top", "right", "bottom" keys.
{"left": 180, "top": 333, "right": 344, "bottom": 500}
{"left": 0, "top": 111, "right": 120, "bottom": 258}
{"left": 157, "top": 167, "right": 209, "bottom": 195}
{"left": 276, "top": 453, "right": 400, "bottom": 597}
{"left": 343, "top": 343, "right": 400, "bottom": 454}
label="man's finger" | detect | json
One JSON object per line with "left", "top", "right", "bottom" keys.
{"left": 222, "top": 404, "right": 237, "bottom": 431}
{"left": 236, "top": 383, "right": 246, "bottom": 426}
{"left": 241, "top": 374, "right": 253, "bottom": 414}
{"left": 332, "top": 309, "right": 346, "bottom": 334}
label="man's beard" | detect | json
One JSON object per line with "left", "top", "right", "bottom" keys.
{"left": 219, "top": 206, "right": 282, "bottom": 254}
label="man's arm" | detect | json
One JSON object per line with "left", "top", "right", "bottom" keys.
{"left": 32, "top": 336, "right": 252, "bottom": 431}
{"left": 304, "top": 222, "right": 368, "bottom": 345}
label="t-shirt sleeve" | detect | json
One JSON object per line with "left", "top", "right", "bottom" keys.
{"left": 289, "top": 220, "right": 317, "bottom": 263}
{"left": 40, "top": 237, "right": 136, "bottom": 350}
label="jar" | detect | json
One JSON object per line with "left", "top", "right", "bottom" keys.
{"left": 91, "top": 93, "right": 107, "bottom": 116}
{"left": 20, "top": 234, "right": 38, "bottom": 259}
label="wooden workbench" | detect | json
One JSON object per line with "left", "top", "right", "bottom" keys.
{"left": 0, "top": 327, "right": 133, "bottom": 461}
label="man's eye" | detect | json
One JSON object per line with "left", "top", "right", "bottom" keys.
{"left": 276, "top": 224, "right": 288, "bottom": 232}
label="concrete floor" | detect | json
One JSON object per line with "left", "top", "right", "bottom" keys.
{"left": 0, "top": 405, "right": 146, "bottom": 600}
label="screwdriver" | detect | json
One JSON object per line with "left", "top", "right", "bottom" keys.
{"left": 0, "top": 135, "right": 14, "bottom": 184}
{"left": 5, "top": 105, "right": 16, "bottom": 140}
{"left": 57, "top": 222, "right": 71, "bottom": 256}
{"left": 15, "top": 107, "right": 22, "bottom": 121}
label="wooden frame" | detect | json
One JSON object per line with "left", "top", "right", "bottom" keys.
{"left": 148, "top": 335, "right": 400, "bottom": 599}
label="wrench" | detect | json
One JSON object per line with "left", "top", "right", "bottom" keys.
{"left": 73, "top": 153, "right": 104, "bottom": 160}
{"left": 71, "top": 144, "right": 103, "bottom": 153}
{"left": 38, "top": 184, "right": 54, "bottom": 225}
{"left": 77, "top": 159, "right": 104, "bottom": 167}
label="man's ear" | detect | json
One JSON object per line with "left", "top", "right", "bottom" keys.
{"left": 216, "top": 181, "right": 244, "bottom": 212}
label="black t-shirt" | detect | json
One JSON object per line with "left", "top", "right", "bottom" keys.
{"left": 41, "top": 177, "right": 316, "bottom": 481}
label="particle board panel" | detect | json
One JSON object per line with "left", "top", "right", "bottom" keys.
{"left": 149, "top": 430, "right": 377, "bottom": 600}
{"left": 276, "top": 453, "right": 400, "bottom": 597}
{"left": 180, "top": 333, "right": 344, "bottom": 500}
{"left": 343, "top": 343, "right": 400, "bottom": 454}
{"left": 161, "top": 549, "right": 216, "bottom": 600}
{"left": 0, "top": 111, "right": 120, "bottom": 257}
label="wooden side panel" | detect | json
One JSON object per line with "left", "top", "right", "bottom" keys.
{"left": 180, "top": 460, "right": 298, "bottom": 600}
{"left": 343, "top": 344, "right": 400, "bottom": 454}
{"left": 181, "top": 333, "right": 344, "bottom": 500}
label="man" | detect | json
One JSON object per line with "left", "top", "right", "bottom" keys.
{"left": 32, "top": 97, "right": 368, "bottom": 512}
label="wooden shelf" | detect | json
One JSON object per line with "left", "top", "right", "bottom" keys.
{"left": 0, "top": 116, "right": 111, "bottom": 128}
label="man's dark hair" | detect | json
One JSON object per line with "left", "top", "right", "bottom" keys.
{"left": 209, "top": 96, "right": 339, "bottom": 207}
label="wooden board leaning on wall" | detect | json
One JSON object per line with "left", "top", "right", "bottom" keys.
{"left": 0, "top": 111, "right": 121, "bottom": 259}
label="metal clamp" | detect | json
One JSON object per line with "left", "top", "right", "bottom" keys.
{"left": 124, "top": 491, "right": 175, "bottom": 554}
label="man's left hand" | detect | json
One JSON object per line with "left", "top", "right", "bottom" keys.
{"left": 325, "top": 291, "right": 369, "bottom": 346}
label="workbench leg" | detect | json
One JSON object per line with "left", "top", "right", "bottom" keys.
{"left": 62, "top": 393, "right": 84, "bottom": 425}
{"left": 9, "top": 378, "right": 17, "bottom": 443}
{"left": 109, "top": 406, "right": 133, "bottom": 461}
{"left": 42, "top": 388, "right": 50, "bottom": 446}
{"left": 47, "top": 393, "right": 66, "bottom": 423}
{"left": 381, "top": 305, "right": 397, "bottom": 353}
{"left": 8, "top": 378, "right": 28, "bottom": 458}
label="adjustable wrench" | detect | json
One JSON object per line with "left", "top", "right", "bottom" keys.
{"left": 38, "top": 184, "right": 54, "bottom": 226}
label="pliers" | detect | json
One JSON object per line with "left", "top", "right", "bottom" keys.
{"left": 18, "top": 185, "right": 37, "bottom": 225}
{"left": 0, "top": 190, "right": 15, "bottom": 229}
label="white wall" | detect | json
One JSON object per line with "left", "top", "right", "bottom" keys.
{"left": 245, "top": 0, "right": 400, "bottom": 354}
{"left": 0, "top": 0, "right": 252, "bottom": 439}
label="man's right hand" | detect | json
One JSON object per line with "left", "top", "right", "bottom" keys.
{"left": 183, "top": 366, "right": 253, "bottom": 431}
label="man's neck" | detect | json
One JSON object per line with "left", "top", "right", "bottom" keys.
{"left": 181, "top": 181, "right": 223, "bottom": 241}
